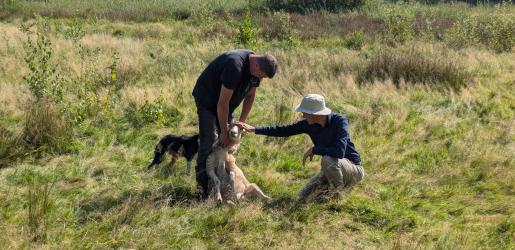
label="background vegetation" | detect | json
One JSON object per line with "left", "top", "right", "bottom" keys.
{"left": 0, "top": 0, "right": 513, "bottom": 249}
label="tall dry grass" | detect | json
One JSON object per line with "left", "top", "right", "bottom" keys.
{"left": 356, "top": 47, "right": 473, "bottom": 89}
{"left": 22, "top": 100, "right": 75, "bottom": 155}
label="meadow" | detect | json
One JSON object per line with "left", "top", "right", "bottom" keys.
{"left": 0, "top": 0, "right": 514, "bottom": 249}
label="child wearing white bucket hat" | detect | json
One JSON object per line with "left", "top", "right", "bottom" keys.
{"left": 235, "top": 94, "right": 364, "bottom": 202}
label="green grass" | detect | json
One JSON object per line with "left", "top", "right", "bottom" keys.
{"left": 0, "top": 1, "right": 514, "bottom": 249}
{"left": 0, "top": 0, "right": 249, "bottom": 21}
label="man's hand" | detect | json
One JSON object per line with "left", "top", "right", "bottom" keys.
{"left": 233, "top": 121, "right": 255, "bottom": 133}
{"left": 219, "top": 131, "right": 230, "bottom": 148}
{"left": 302, "top": 147, "right": 314, "bottom": 167}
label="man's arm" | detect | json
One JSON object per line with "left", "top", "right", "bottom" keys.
{"left": 234, "top": 120, "right": 306, "bottom": 137}
{"left": 239, "top": 87, "right": 256, "bottom": 123}
{"left": 217, "top": 86, "right": 233, "bottom": 147}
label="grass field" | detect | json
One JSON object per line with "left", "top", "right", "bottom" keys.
{"left": 0, "top": 0, "right": 514, "bottom": 249}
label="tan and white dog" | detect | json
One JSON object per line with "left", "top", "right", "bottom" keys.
{"left": 206, "top": 124, "right": 270, "bottom": 204}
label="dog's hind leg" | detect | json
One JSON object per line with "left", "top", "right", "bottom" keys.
{"left": 228, "top": 171, "right": 238, "bottom": 203}
{"left": 163, "top": 153, "right": 178, "bottom": 177}
{"left": 243, "top": 184, "right": 271, "bottom": 201}
{"left": 207, "top": 168, "right": 222, "bottom": 202}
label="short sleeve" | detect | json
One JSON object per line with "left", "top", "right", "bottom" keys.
{"left": 221, "top": 59, "right": 243, "bottom": 90}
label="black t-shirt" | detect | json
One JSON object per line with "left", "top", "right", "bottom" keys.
{"left": 192, "top": 49, "right": 260, "bottom": 115}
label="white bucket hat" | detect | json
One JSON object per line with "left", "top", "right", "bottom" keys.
{"left": 295, "top": 94, "right": 331, "bottom": 115}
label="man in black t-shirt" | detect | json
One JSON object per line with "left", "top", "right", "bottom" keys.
{"left": 192, "top": 49, "right": 277, "bottom": 200}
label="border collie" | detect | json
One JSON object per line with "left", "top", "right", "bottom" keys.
{"left": 148, "top": 134, "right": 199, "bottom": 176}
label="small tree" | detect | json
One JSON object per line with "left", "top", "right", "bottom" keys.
{"left": 21, "top": 17, "right": 63, "bottom": 102}
{"left": 237, "top": 9, "right": 258, "bottom": 48}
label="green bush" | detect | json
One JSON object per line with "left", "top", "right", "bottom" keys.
{"left": 261, "top": 0, "right": 366, "bottom": 13}
{"left": 445, "top": 14, "right": 514, "bottom": 53}
{"left": 125, "top": 96, "right": 183, "bottom": 128}
{"left": 272, "top": 12, "right": 298, "bottom": 46}
{"left": 237, "top": 10, "right": 258, "bottom": 48}
{"left": 21, "top": 17, "right": 64, "bottom": 102}
{"left": 345, "top": 31, "right": 367, "bottom": 50}
{"left": 258, "top": 11, "right": 299, "bottom": 47}
{"left": 383, "top": 15, "right": 414, "bottom": 45}
{"left": 357, "top": 48, "right": 472, "bottom": 90}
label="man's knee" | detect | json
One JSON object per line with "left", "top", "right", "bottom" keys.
{"left": 321, "top": 155, "right": 338, "bottom": 170}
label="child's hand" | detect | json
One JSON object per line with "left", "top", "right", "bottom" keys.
{"left": 233, "top": 121, "right": 255, "bottom": 132}
{"left": 302, "top": 147, "right": 314, "bottom": 167}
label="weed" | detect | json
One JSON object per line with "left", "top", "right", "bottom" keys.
{"left": 107, "top": 51, "right": 121, "bottom": 88}
{"left": 237, "top": 9, "right": 258, "bottom": 48}
{"left": 270, "top": 12, "right": 298, "bottom": 46}
{"left": 383, "top": 15, "right": 414, "bottom": 45}
{"left": 21, "top": 17, "right": 63, "bottom": 102}
{"left": 345, "top": 31, "right": 367, "bottom": 50}
{"left": 7, "top": 168, "right": 56, "bottom": 242}
{"left": 58, "top": 18, "right": 85, "bottom": 41}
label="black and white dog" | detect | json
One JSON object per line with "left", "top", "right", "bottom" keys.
{"left": 148, "top": 134, "right": 199, "bottom": 176}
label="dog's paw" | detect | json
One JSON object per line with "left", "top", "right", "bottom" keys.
{"left": 215, "top": 193, "right": 223, "bottom": 203}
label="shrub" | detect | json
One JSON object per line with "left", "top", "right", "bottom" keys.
{"left": 58, "top": 18, "right": 86, "bottom": 41}
{"left": 345, "top": 31, "right": 367, "bottom": 50}
{"left": 445, "top": 14, "right": 514, "bottom": 53}
{"left": 261, "top": 0, "right": 366, "bottom": 13}
{"left": 259, "top": 11, "right": 298, "bottom": 46}
{"left": 23, "top": 100, "right": 75, "bottom": 155}
{"left": 125, "top": 96, "right": 183, "bottom": 128}
{"left": 21, "top": 17, "right": 63, "bottom": 103}
{"left": 237, "top": 9, "right": 258, "bottom": 48}
{"left": 383, "top": 15, "right": 414, "bottom": 45}
{"left": 357, "top": 48, "right": 472, "bottom": 90}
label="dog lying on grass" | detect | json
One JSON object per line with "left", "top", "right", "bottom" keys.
{"left": 225, "top": 154, "right": 271, "bottom": 202}
{"left": 148, "top": 134, "right": 199, "bottom": 176}
{"left": 206, "top": 124, "right": 270, "bottom": 204}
